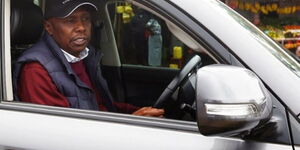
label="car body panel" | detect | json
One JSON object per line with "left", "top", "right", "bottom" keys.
{"left": 0, "top": 105, "right": 293, "bottom": 150}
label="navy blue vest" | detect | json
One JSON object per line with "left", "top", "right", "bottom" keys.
{"left": 13, "top": 33, "right": 116, "bottom": 112}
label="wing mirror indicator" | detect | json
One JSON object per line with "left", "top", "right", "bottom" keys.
{"left": 205, "top": 102, "right": 262, "bottom": 117}
{"left": 196, "top": 65, "right": 272, "bottom": 136}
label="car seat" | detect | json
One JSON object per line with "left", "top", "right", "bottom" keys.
{"left": 10, "top": 0, "right": 44, "bottom": 63}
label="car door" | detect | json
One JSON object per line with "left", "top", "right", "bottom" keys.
{"left": 0, "top": 0, "right": 296, "bottom": 149}
{"left": 99, "top": 0, "right": 294, "bottom": 148}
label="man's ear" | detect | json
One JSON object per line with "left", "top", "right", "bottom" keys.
{"left": 44, "top": 20, "right": 53, "bottom": 35}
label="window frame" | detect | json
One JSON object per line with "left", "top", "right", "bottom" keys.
{"left": 0, "top": 0, "right": 3, "bottom": 100}
{"left": 289, "top": 112, "right": 300, "bottom": 147}
{"left": 2, "top": 0, "right": 13, "bottom": 101}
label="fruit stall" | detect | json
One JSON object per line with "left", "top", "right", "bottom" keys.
{"left": 223, "top": 0, "right": 300, "bottom": 53}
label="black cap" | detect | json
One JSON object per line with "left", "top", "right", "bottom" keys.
{"left": 44, "top": 0, "right": 98, "bottom": 19}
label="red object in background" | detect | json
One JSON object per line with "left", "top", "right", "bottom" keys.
{"left": 284, "top": 41, "right": 295, "bottom": 49}
{"left": 284, "top": 25, "right": 300, "bottom": 30}
{"left": 295, "top": 40, "right": 300, "bottom": 47}
{"left": 144, "top": 30, "right": 151, "bottom": 38}
{"left": 226, "top": 0, "right": 238, "bottom": 9}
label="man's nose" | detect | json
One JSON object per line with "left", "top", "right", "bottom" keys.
{"left": 75, "top": 20, "right": 86, "bottom": 32}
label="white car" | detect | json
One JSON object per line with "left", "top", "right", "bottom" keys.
{"left": 0, "top": 0, "right": 299, "bottom": 149}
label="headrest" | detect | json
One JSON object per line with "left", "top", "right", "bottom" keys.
{"left": 11, "top": 0, "right": 44, "bottom": 45}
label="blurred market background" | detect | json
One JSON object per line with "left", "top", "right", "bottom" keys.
{"left": 222, "top": 0, "right": 300, "bottom": 57}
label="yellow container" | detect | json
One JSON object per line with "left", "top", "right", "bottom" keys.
{"left": 169, "top": 64, "right": 179, "bottom": 69}
{"left": 124, "top": 5, "right": 133, "bottom": 13}
{"left": 173, "top": 46, "right": 183, "bottom": 59}
{"left": 122, "top": 13, "right": 130, "bottom": 23}
{"left": 116, "top": 6, "right": 124, "bottom": 14}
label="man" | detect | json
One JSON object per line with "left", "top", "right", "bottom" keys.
{"left": 13, "top": 0, "right": 164, "bottom": 117}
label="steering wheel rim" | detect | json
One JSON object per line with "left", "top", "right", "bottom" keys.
{"left": 153, "top": 55, "right": 202, "bottom": 108}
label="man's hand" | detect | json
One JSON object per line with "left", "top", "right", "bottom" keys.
{"left": 132, "top": 107, "right": 164, "bottom": 117}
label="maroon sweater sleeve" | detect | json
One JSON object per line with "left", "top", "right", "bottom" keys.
{"left": 18, "top": 62, "right": 70, "bottom": 107}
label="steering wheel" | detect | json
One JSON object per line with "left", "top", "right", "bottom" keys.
{"left": 153, "top": 55, "right": 201, "bottom": 108}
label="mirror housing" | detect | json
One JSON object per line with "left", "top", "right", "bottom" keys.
{"left": 196, "top": 65, "right": 272, "bottom": 136}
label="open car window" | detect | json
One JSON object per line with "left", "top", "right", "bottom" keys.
{"left": 8, "top": 0, "right": 201, "bottom": 122}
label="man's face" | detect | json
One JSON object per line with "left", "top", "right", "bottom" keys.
{"left": 44, "top": 7, "right": 92, "bottom": 57}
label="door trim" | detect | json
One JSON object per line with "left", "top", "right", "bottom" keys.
{"left": 2, "top": 0, "right": 13, "bottom": 101}
{"left": 0, "top": 101, "right": 199, "bottom": 132}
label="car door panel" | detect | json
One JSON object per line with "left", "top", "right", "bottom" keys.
{"left": 0, "top": 106, "right": 293, "bottom": 150}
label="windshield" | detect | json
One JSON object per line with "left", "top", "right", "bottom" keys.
{"left": 214, "top": 0, "right": 300, "bottom": 77}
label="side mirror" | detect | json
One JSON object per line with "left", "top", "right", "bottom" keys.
{"left": 196, "top": 65, "right": 272, "bottom": 136}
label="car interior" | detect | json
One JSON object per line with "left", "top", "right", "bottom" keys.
{"left": 10, "top": 0, "right": 44, "bottom": 64}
